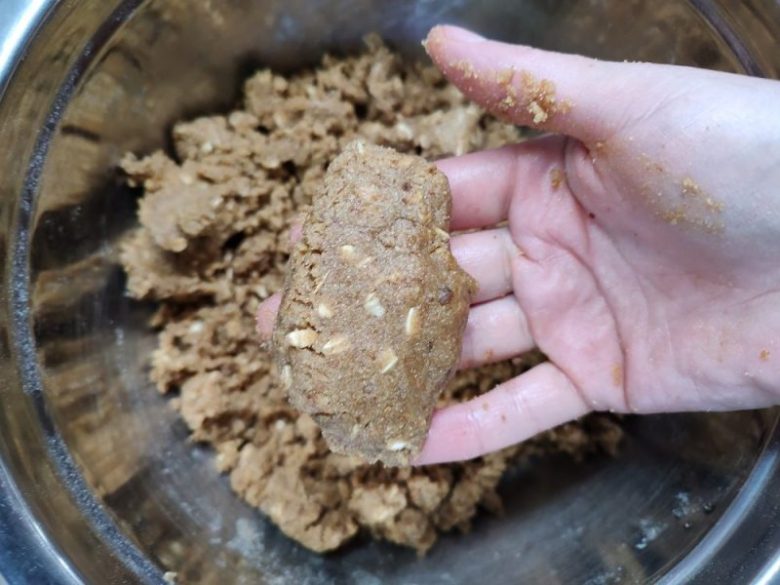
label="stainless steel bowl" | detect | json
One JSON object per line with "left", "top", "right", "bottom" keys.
{"left": 2, "top": 1, "right": 780, "bottom": 583}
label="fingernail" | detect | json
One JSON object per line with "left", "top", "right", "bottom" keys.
{"left": 442, "top": 26, "right": 486, "bottom": 44}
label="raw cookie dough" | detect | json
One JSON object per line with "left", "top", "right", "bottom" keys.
{"left": 120, "top": 36, "right": 622, "bottom": 555}
{"left": 273, "top": 141, "right": 476, "bottom": 466}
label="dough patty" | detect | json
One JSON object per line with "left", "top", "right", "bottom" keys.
{"left": 274, "top": 141, "right": 476, "bottom": 465}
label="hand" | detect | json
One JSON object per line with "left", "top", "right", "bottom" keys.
{"left": 258, "top": 25, "right": 780, "bottom": 465}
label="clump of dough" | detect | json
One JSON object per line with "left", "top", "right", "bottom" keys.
{"left": 274, "top": 141, "right": 476, "bottom": 466}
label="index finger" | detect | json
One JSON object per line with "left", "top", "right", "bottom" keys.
{"left": 437, "top": 137, "right": 566, "bottom": 231}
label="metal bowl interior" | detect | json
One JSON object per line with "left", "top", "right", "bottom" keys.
{"left": 2, "top": 1, "right": 780, "bottom": 584}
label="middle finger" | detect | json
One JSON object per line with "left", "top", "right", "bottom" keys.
{"left": 451, "top": 226, "right": 517, "bottom": 304}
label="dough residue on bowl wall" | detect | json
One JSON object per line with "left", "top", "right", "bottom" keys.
{"left": 120, "top": 36, "right": 622, "bottom": 555}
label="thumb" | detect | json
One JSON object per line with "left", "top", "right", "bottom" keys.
{"left": 424, "top": 25, "right": 649, "bottom": 144}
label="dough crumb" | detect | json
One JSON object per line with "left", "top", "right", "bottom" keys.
{"left": 520, "top": 71, "right": 561, "bottom": 125}
{"left": 611, "top": 364, "right": 623, "bottom": 387}
{"left": 454, "top": 60, "right": 478, "bottom": 80}
{"left": 682, "top": 176, "right": 724, "bottom": 212}
{"left": 550, "top": 167, "right": 565, "bottom": 190}
{"left": 120, "top": 36, "right": 623, "bottom": 556}
{"left": 637, "top": 168, "right": 724, "bottom": 234}
{"left": 492, "top": 69, "right": 567, "bottom": 126}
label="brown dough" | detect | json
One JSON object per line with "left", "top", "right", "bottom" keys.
{"left": 273, "top": 141, "right": 476, "bottom": 465}
{"left": 120, "top": 36, "right": 622, "bottom": 555}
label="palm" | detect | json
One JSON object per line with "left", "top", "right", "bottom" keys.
{"left": 499, "top": 130, "right": 777, "bottom": 417}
